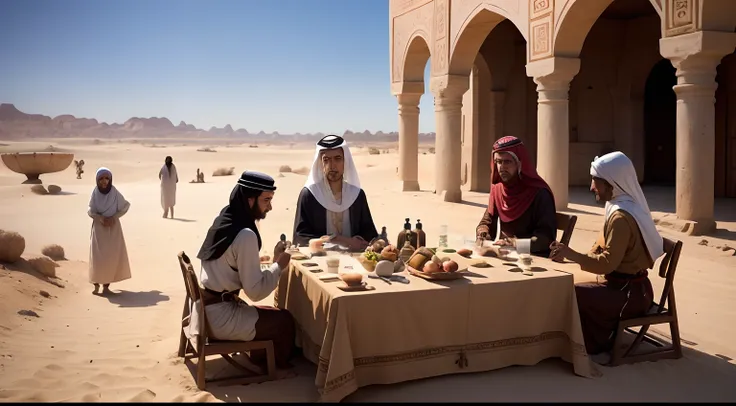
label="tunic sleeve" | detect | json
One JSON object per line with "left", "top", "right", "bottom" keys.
{"left": 529, "top": 188, "right": 557, "bottom": 254}
{"left": 293, "top": 188, "right": 321, "bottom": 246}
{"left": 476, "top": 210, "right": 497, "bottom": 240}
{"left": 233, "top": 229, "right": 283, "bottom": 302}
{"left": 581, "top": 211, "right": 632, "bottom": 275}
{"left": 353, "top": 190, "right": 378, "bottom": 242}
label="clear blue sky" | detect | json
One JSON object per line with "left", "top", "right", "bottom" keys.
{"left": 0, "top": 0, "right": 436, "bottom": 134}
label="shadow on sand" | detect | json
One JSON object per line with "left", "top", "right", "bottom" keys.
{"left": 104, "top": 289, "right": 170, "bottom": 308}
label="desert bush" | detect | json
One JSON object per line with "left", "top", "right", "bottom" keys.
{"left": 213, "top": 167, "right": 235, "bottom": 177}
{"left": 28, "top": 256, "right": 58, "bottom": 278}
{"left": 279, "top": 165, "right": 292, "bottom": 173}
{"left": 47, "top": 185, "right": 62, "bottom": 195}
{"left": 293, "top": 166, "right": 310, "bottom": 175}
{"left": 42, "top": 244, "right": 65, "bottom": 261}
{"left": 248, "top": 144, "right": 258, "bottom": 148}
{"left": 428, "top": 147, "right": 435, "bottom": 154}
{"left": 0, "top": 229, "right": 25, "bottom": 263}
{"left": 197, "top": 147, "right": 217, "bottom": 153}
{"left": 31, "top": 185, "right": 48, "bottom": 195}
{"left": 368, "top": 147, "right": 380, "bottom": 155}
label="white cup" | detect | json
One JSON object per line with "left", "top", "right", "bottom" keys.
{"left": 326, "top": 257, "right": 340, "bottom": 274}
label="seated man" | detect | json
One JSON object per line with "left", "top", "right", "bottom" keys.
{"left": 293, "top": 134, "right": 378, "bottom": 251}
{"left": 550, "top": 151, "right": 663, "bottom": 357}
{"left": 476, "top": 136, "right": 557, "bottom": 257}
{"left": 194, "top": 170, "right": 296, "bottom": 377}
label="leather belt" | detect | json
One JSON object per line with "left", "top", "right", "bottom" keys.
{"left": 201, "top": 287, "right": 240, "bottom": 307}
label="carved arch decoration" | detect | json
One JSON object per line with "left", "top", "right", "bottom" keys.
{"left": 552, "top": 0, "right": 665, "bottom": 58}
{"left": 391, "top": 0, "right": 435, "bottom": 83}
{"left": 447, "top": 1, "right": 526, "bottom": 76}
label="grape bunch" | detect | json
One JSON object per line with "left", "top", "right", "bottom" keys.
{"left": 363, "top": 250, "right": 380, "bottom": 262}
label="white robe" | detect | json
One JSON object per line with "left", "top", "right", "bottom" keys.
{"left": 187, "top": 228, "right": 284, "bottom": 342}
{"left": 88, "top": 185, "right": 132, "bottom": 284}
{"left": 159, "top": 164, "right": 178, "bottom": 209}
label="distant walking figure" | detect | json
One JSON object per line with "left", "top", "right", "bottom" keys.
{"left": 88, "top": 167, "right": 132, "bottom": 295}
{"left": 159, "top": 156, "right": 178, "bottom": 218}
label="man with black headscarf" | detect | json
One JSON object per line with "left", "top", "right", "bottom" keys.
{"left": 192, "top": 170, "right": 296, "bottom": 375}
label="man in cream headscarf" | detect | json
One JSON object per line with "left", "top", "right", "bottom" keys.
{"left": 550, "top": 151, "right": 664, "bottom": 358}
{"left": 292, "top": 134, "right": 378, "bottom": 251}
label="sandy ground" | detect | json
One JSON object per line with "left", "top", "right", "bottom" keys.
{"left": 0, "top": 138, "right": 735, "bottom": 402}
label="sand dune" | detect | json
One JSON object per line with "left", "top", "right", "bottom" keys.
{"left": 0, "top": 138, "right": 735, "bottom": 402}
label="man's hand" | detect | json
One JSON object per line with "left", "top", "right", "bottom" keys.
{"left": 475, "top": 232, "right": 489, "bottom": 248}
{"left": 276, "top": 252, "right": 291, "bottom": 270}
{"left": 549, "top": 241, "right": 572, "bottom": 262}
{"left": 493, "top": 232, "right": 516, "bottom": 247}
{"left": 477, "top": 245, "right": 510, "bottom": 259}
{"left": 333, "top": 235, "right": 369, "bottom": 252}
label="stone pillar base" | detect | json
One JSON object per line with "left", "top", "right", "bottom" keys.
{"left": 439, "top": 189, "right": 462, "bottom": 203}
{"left": 401, "top": 180, "right": 420, "bottom": 192}
{"left": 653, "top": 213, "right": 717, "bottom": 236}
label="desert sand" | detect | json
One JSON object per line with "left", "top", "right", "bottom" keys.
{"left": 0, "top": 138, "right": 735, "bottom": 402}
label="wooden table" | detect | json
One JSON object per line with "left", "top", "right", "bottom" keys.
{"left": 274, "top": 249, "right": 600, "bottom": 402}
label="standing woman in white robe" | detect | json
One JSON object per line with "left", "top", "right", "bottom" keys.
{"left": 88, "top": 167, "right": 132, "bottom": 295}
{"left": 159, "top": 156, "right": 178, "bottom": 219}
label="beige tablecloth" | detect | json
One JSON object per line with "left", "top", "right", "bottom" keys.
{"left": 274, "top": 251, "right": 599, "bottom": 402}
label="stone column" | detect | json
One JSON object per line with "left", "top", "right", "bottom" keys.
{"left": 397, "top": 93, "right": 422, "bottom": 191}
{"left": 431, "top": 75, "right": 470, "bottom": 202}
{"left": 660, "top": 31, "right": 736, "bottom": 235}
{"left": 526, "top": 57, "right": 581, "bottom": 211}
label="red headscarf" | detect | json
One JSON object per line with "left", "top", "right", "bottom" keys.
{"left": 488, "top": 136, "right": 554, "bottom": 223}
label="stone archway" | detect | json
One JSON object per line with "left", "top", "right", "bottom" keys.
{"left": 554, "top": 0, "right": 663, "bottom": 58}
{"left": 402, "top": 34, "right": 432, "bottom": 83}
{"left": 643, "top": 59, "right": 677, "bottom": 185}
{"left": 564, "top": 0, "right": 663, "bottom": 186}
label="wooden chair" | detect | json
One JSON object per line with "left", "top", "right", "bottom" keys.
{"left": 177, "top": 251, "right": 277, "bottom": 390}
{"left": 610, "top": 237, "right": 684, "bottom": 366}
{"left": 556, "top": 212, "right": 578, "bottom": 246}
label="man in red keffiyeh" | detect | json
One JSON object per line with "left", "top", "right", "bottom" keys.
{"left": 475, "top": 136, "right": 557, "bottom": 257}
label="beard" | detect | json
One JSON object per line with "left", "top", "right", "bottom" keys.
{"left": 326, "top": 171, "right": 342, "bottom": 183}
{"left": 250, "top": 202, "right": 267, "bottom": 220}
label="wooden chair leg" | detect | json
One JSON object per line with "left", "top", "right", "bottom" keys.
{"left": 178, "top": 299, "right": 190, "bottom": 357}
{"left": 624, "top": 325, "right": 651, "bottom": 358}
{"left": 266, "top": 341, "right": 277, "bottom": 380}
{"left": 610, "top": 325, "right": 626, "bottom": 365}
{"left": 196, "top": 350, "right": 207, "bottom": 390}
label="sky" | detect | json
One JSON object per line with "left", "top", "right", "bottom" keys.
{"left": 0, "top": 0, "right": 437, "bottom": 134}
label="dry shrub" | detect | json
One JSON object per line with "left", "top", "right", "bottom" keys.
{"left": 292, "top": 166, "right": 310, "bottom": 175}
{"left": 248, "top": 144, "right": 258, "bottom": 148}
{"left": 197, "top": 147, "right": 217, "bottom": 153}
{"left": 93, "top": 139, "right": 101, "bottom": 145}
{"left": 368, "top": 147, "right": 381, "bottom": 155}
{"left": 213, "top": 167, "right": 235, "bottom": 177}
{"left": 0, "top": 229, "right": 25, "bottom": 263}
{"left": 47, "top": 185, "right": 62, "bottom": 195}
{"left": 31, "top": 185, "right": 48, "bottom": 195}
{"left": 428, "top": 147, "right": 435, "bottom": 154}
{"left": 279, "top": 165, "right": 292, "bottom": 173}
{"left": 28, "top": 256, "right": 59, "bottom": 278}
{"left": 42, "top": 244, "right": 65, "bottom": 261}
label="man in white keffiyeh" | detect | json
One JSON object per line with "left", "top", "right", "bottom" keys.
{"left": 549, "top": 151, "right": 663, "bottom": 356}
{"left": 292, "top": 135, "right": 378, "bottom": 251}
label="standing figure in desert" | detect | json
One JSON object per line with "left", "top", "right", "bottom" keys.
{"left": 159, "top": 156, "right": 178, "bottom": 218}
{"left": 88, "top": 167, "right": 132, "bottom": 295}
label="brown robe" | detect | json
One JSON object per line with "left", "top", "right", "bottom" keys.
{"left": 575, "top": 210, "right": 656, "bottom": 355}
{"left": 476, "top": 188, "right": 557, "bottom": 257}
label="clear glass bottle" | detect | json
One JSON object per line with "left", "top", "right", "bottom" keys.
{"left": 438, "top": 224, "right": 448, "bottom": 248}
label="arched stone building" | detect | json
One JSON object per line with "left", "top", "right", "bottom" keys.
{"left": 390, "top": 0, "right": 736, "bottom": 235}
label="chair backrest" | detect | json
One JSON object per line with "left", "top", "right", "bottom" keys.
{"left": 178, "top": 251, "right": 208, "bottom": 341}
{"left": 556, "top": 212, "right": 578, "bottom": 246}
{"left": 654, "top": 237, "right": 683, "bottom": 313}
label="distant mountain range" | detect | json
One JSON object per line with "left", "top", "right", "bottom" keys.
{"left": 0, "top": 103, "right": 436, "bottom": 143}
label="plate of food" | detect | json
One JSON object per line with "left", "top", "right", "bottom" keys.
{"left": 405, "top": 248, "right": 466, "bottom": 280}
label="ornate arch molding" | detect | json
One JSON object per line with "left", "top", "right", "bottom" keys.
{"left": 448, "top": 2, "right": 525, "bottom": 75}
{"left": 552, "top": 0, "right": 664, "bottom": 58}
{"left": 391, "top": 1, "right": 434, "bottom": 83}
